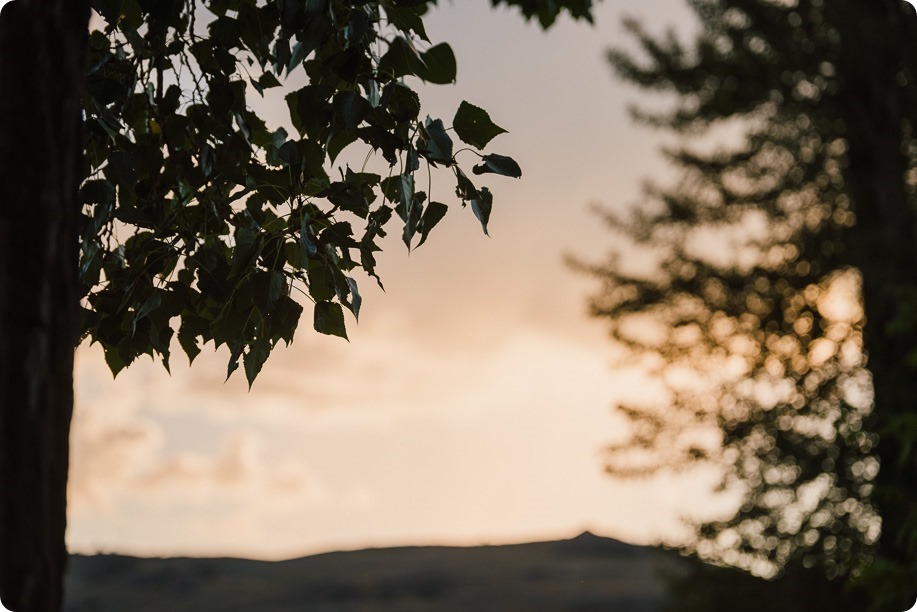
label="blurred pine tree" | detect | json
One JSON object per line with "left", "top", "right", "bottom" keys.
{"left": 578, "top": 1, "right": 917, "bottom": 608}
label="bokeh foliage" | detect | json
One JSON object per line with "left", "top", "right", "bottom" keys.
{"left": 79, "top": 0, "right": 593, "bottom": 387}
{"left": 578, "top": 0, "right": 917, "bottom": 606}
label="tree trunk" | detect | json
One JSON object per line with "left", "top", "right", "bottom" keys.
{"left": 0, "top": 1, "right": 89, "bottom": 610}
{"left": 840, "top": 0, "right": 917, "bottom": 607}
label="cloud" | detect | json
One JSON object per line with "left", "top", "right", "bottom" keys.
{"left": 68, "top": 383, "right": 337, "bottom": 556}
{"left": 69, "top": 396, "right": 162, "bottom": 513}
{"left": 133, "top": 431, "right": 332, "bottom": 508}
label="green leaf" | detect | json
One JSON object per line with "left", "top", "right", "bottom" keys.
{"left": 381, "top": 82, "right": 420, "bottom": 122}
{"left": 473, "top": 153, "right": 522, "bottom": 178}
{"left": 285, "top": 85, "right": 333, "bottom": 139}
{"left": 490, "top": 0, "right": 595, "bottom": 28}
{"left": 324, "top": 219, "right": 357, "bottom": 243}
{"left": 102, "top": 343, "right": 128, "bottom": 377}
{"left": 385, "top": 173, "right": 414, "bottom": 211}
{"left": 230, "top": 225, "right": 260, "bottom": 278}
{"left": 259, "top": 72, "right": 282, "bottom": 90}
{"left": 314, "top": 301, "right": 348, "bottom": 339}
{"left": 135, "top": 290, "right": 162, "bottom": 323}
{"left": 343, "top": 9, "right": 371, "bottom": 47}
{"left": 278, "top": 140, "right": 301, "bottom": 167}
{"left": 288, "top": 40, "right": 307, "bottom": 72}
{"left": 304, "top": 0, "right": 325, "bottom": 12}
{"left": 378, "top": 37, "right": 421, "bottom": 80}
{"left": 401, "top": 192, "right": 425, "bottom": 248}
{"left": 453, "top": 101, "right": 508, "bottom": 149}
{"left": 454, "top": 166, "right": 479, "bottom": 201}
{"left": 272, "top": 295, "right": 304, "bottom": 346}
{"left": 345, "top": 277, "right": 362, "bottom": 320}
{"left": 80, "top": 241, "right": 102, "bottom": 289}
{"left": 178, "top": 316, "right": 208, "bottom": 364}
{"left": 333, "top": 91, "right": 372, "bottom": 130}
{"left": 471, "top": 187, "right": 494, "bottom": 235}
{"left": 252, "top": 270, "right": 286, "bottom": 316}
{"left": 328, "top": 130, "right": 358, "bottom": 163}
{"left": 243, "top": 338, "right": 271, "bottom": 388}
{"left": 234, "top": 112, "right": 252, "bottom": 142}
{"left": 98, "top": 0, "right": 143, "bottom": 30}
{"left": 360, "top": 246, "right": 381, "bottom": 287}
{"left": 307, "top": 263, "right": 336, "bottom": 302}
{"left": 419, "top": 117, "right": 453, "bottom": 163}
{"left": 273, "top": 38, "right": 291, "bottom": 75}
{"left": 418, "top": 43, "right": 457, "bottom": 84}
{"left": 323, "top": 172, "right": 374, "bottom": 218}
{"left": 385, "top": 6, "right": 430, "bottom": 42}
{"left": 93, "top": 0, "right": 142, "bottom": 28}
{"left": 206, "top": 0, "right": 239, "bottom": 17}
{"left": 104, "top": 151, "right": 138, "bottom": 186}
{"left": 300, "top": 218, "right": 319, "bottom": 257}
{"left": 148, "top": 324, "right": 174, "bottom": 373}
{"left": 363, "top": 204, "right": 393, "bottom": 245}
{"left": 417, "top": 201, "right": 448, "bottom": 248}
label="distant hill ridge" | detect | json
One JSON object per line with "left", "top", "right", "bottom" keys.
{"left": 65, "top": 532, "right": 687, "bottom": 611}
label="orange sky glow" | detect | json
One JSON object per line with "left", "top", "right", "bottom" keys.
{"left": 69, "top": 0, "right": 738, "bottom": 560}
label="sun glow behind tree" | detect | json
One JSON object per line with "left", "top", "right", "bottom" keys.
{"left": 578, "top": 4, "right": 917, "bottom": 608}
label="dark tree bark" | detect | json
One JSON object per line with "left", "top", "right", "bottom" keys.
{"left": 840, "top": 0, "right": 917, "bottom": 607}
{"left": 0, "top": 1, "right": 89, "bottom": 610}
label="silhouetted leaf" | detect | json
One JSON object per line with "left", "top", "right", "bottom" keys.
{"left": 419, "top": 117, "right": 453, "bottom": 163}
{"left": 378, "top": 36, "right": 420, "bottom": 79}
{"left": 314, "top": 301, "right": 347, "bottom": 339}
{"left": 470, "top": 187, "right": 493, "bottom": 235}
{"left": 454, "top": 101, "right": 507, "bottom": 149}
{"left": 385, "top": 5, "right": 430, "bottom": 41}
{"left": 243, "top": 338, "right": 271, "bottom": 388}
{"left": 345, "top": 277, "right": 362, "bottom": 320}
{"left": 417, "top": 201, "right": 448, "bottom": 247}
{"left": 333, "top": 91, "right": 372, "bottom": 130}
{"left": 473, "top": 154, "right": 522, "bottom": 178}
{"left": 418, "top": 43, "right": 457, "bottom": 84}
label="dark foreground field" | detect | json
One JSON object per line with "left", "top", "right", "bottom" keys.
{"left": 64, "top": 532, "right": 688, "bottom": 611}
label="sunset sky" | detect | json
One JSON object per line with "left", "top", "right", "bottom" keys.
{"left": 69, "top": 0, "right": 735, "bottom": 560}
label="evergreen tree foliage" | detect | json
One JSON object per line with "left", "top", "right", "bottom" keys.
{"left": 577, "top": 0, "right": 917, "bottom": 606}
